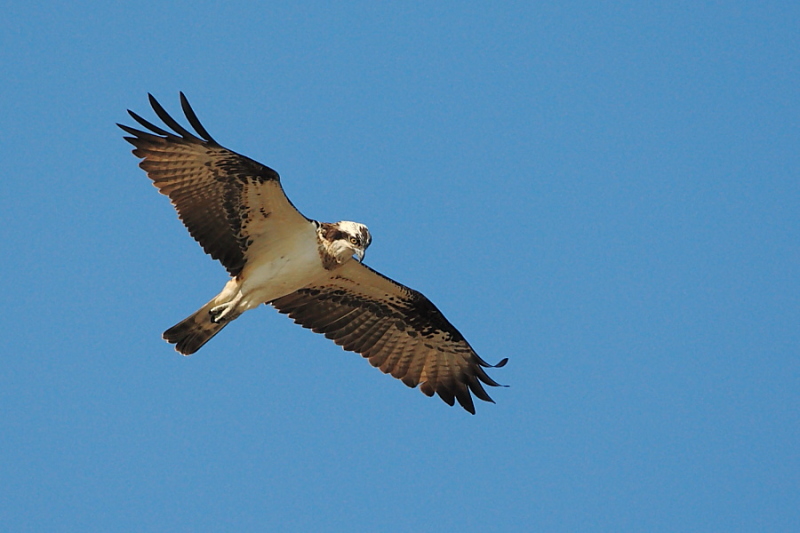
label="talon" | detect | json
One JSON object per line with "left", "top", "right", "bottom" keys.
{"left": 209, "top": 303, "right": 233, "bottom": 323}
{"left": 208, "top": 292, "right": 245, "bottom": 324}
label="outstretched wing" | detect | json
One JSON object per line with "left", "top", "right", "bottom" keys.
{"left": 271, "top": 261, "right": 507, "bottom": 414}
{"left": 119, "top": 93, "right": 310, "bottom": 277}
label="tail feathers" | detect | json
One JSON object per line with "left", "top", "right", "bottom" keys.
{"left": 163, "top": 299, "right": 230, "bottom": 355}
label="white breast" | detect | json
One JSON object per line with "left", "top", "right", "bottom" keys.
{"left": 237, "top": 221, "right": 329, "bottom": 307}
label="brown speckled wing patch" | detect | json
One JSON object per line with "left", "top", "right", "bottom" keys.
{"left": 119, "top": 93, "right": 307, "bottom": 277}
{"left": 271, "top": 261, "right": 507, "bottom": 414}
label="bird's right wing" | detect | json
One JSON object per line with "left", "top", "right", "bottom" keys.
{"left": 119, "top": 93, "right": 310, "bottom": 277}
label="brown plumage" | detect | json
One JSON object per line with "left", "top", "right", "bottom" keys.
{"left": 272, "top": 261, "right": 507, "bottom": 414}
{"left": 120, "top": 93, "right": 507, "bottom": 413}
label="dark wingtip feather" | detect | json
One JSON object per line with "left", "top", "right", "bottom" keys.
{"left": 473, "top": 356, "right": 509, "bottom": 389}
{"left": 116, "top": 123, "right": 139, "bottom": 138}
{"left": 180, "top": 92, "right": 217, "bottom": 144}
{"left": 436, "top": 388, "right": 456, "bottom": 407}
{"left": 456, "top": 393, "right": 477, "bottom": 414}
{"left": 477, "top": 356, "right": 508, "bottom": 369}
{"left": 126, "top": 109, "right": 173, "bottom": 137}
{"left": 148, "top": 93, "right": 198, "bottom": 140}
{"left": 467, "top": 374, "right": 496, "bottom": 403}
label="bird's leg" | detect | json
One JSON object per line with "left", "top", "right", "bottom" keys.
{"left": 209, "top": 292, "right": 244, "bottom": 323}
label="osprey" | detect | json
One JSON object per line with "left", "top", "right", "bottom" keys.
{"left": 119, "top": 94, "right": 506, "bottom": 414}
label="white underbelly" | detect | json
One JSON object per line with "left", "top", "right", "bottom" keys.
{"left": 236, "top": 232, "right": 327, "bottom": 308}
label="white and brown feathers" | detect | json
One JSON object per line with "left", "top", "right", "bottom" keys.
{"left": 271, "top": 260, "right": 507, "bottom": 413}
{"left": 118, "top": 94, "right": 307, "bottom": 278}
{"left": 119, "top": 93, "right": 507, "bottom": 414}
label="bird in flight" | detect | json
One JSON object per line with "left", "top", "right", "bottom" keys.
{"left": 119, "top": 94, "right": 506, "bottom": 413}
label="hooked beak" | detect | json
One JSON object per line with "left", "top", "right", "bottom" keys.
{"left": 355, "top": 249, "right": 365, "bottom": 262}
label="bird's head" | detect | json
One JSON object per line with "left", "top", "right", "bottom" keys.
{"left": 324, "top": 221, "right": 372, "bottom": 262}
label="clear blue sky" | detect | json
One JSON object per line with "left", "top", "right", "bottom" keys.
{"left": 1, "top": 1, "right": 798, "bottom": 531}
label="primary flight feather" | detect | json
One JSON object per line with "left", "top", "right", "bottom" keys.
{"left": 119, "top": 93, "right": 506, "bottom": 414}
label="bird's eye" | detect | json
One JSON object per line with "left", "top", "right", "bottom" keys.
{"left": 349, "top": 237, "right": 358, "bottom": 245}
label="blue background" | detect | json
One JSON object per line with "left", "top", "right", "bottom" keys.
{"left": 2, "top": 1, "right": 798, "bottom": 531}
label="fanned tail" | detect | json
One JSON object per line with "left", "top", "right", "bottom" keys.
{"left": 163, "top": 299, "right": 229, "bottom": 355}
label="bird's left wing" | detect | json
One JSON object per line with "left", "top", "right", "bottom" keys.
{"left": 271, "top": 261, "right": 507, "bottom": 414}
